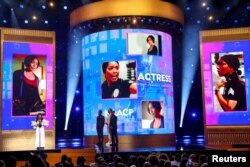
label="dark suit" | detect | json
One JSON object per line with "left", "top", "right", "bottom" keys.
{"left": 109, "top": 114, "right": 118, "bottom": 145}
{"left": 96, "top": 114, "right": 105, "bottom": 145}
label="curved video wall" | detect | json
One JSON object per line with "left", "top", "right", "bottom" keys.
{"left": 82, "top": 29, "right": 175, "bottom": 135}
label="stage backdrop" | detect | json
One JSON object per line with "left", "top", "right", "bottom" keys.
{"left": 0, "top": 28, "right": 55, "bottom": 151}
{"left": 200, "top": 27, "right": 250, "bottom": 146}
{"left": 82, "top": 29, "right": 175, "bottom": 136}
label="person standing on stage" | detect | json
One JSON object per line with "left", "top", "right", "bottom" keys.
{"left": 96, "top": 109, "right": 105, "bottom": 146}
{"left": 32, "top": 113, "right": 49, "bottom": 150}
{"left": 105, "top": 108, "right": 112, "bottom": 146}
{"left": 109, "top": 109, "right": 118, "bottom": 146}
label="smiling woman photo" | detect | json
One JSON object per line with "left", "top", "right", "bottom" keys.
{"left": 147, "top": 101, "right": 164, "bottom": 128}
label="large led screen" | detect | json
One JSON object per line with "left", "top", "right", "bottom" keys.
{"left": 82, "top": 29, "right": 175, "bottom": 135}
{"left": 201, "top": 40, "right": 250, "bottom": 125}
{"left": 2, "top": 42, "right": 54, "bottom": 130}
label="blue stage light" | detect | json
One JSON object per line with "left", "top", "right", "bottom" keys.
{"left": 192, "top": 113, "right": 196, "bottom": 117}
{"left": 42, "top": 5, "right": 46, "bottom": 9}
{"left": 24, "top": 20, "right": 28, "bottom": 24}
{"left": 65, "top": 29, "right": 82, "bottom": 130}
{"left": 64, "top": 6, "right": 68, "bottom": 10}
{"left": 3, "top": 20, "right": 7, "bottom": 23}
{"left": 20, "top": 4, "right": 24, "bottom": 9}
{"left": 180, "top": 25, "right": 200, "bottom": 127}
{"left": 75, "top": 107, "right": 80, "bottom": 111}
{"left": 76, "top": 90, "right": 80, "bottom": 94}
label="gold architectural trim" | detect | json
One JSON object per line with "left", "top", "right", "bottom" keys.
{"left": 200, "top": 27, "right": 250, "bottom": 42}
{"left": 70, "top": 0, "right": 183, "bottom": 28}
{"left": 1, "top": 28, "right": 55, "bottom": 43}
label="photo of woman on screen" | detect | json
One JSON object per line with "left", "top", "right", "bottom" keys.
{"left": 214, "top": 54, "right": 246, "bottom": 111}
{"left": 13, "top": 55, "right": 45, "bottom": 116}
{"left": 101, "top": 61, "right": 137, "bottom": 99}
{"left": 147, "top": 101, "right": 164, "bottom": 128}
{"left": 146, "top": 35, "right": 158, "bottom": 55}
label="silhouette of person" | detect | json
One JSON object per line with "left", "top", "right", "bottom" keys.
{"left": 109, "top": 109, "right": 118, "bottom": 146}
{"left": 96, "top": 109, "right": 105, "bottom": 146}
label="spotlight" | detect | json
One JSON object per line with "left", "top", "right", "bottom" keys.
{"left": 192, "top": 113, "right": 196, "bottom": 117}
{"left": 11, "top": 8, "right": 14, "bottom": 11}
{"left": 20, "top": 4, "right": 24, "bottom": 9}
{"left": 202, "top": 2, "right": 206, "bottom": 7}
{"left": 42, "top": 5, "right": 46, "bottom": 9}
{"left": 186, "top": 7, "right": 190, "bottom": 11}
{"left": 49, "top": 2, "right": 54, "bottom": 7}
{"left": 206, "top": 7, "right": 210, "bottom": 11}
{"left": 65, "top": 29, "right": 82, "bottom": 130}
{"left": 63, "top": 5, "right": 67, "bottom": 10}
{"left": 215, "top": 19, "right": 220, "bottom": 23}
{"left": 234, "top": 20, "right": 238, "bottom": 23}
{"left": 24, "top": 20, "right": 28, "bottom": 24}
{"left": 44, "top": 20, "right": 48, "bottom": 24}
{"left": 75, "top": 107, "right": 80, "bottom": 111}
{"left": 3, "top": 20, "right": 7, "bottom": 23}
{"left": 116, "top": 18, "right": 121, "bottom": 23}
{"left": 196, "top": 20, "right": 201, "bottom": 24}
{"left": 32, "top": 16, "right": 37, "bottom": 20}
{"left": 226, "top": 6, "right": 230, "bottom": 10}
{"left": 76, "top": 90, "right": 80, "bottom": 94}
{"left": 132, "top": 18, "right": 137, "bottom": 24}
{"left": 208, "top": 16, "right": 213, "bottom": 20}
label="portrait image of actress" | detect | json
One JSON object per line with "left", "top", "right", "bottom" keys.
{"left": 12, "top": 55, "right": 46, "bottom": 116}
{"left": 148, "top": 101, "right": 164, "bottom": 128}
{"left": 101, "top": 61, "right": 137, "bottom": 99}
{"left": 214, "top": 54, "right": 247, "bottom": 111}
{"left": 146, "top": 35, "right": 159, "bottom": 55}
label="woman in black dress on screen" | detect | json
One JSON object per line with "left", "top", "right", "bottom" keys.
{"left": 13, "top": 55, "right": 45, "bottom": 116}
{"left": 146, "top": 35, "right": 158, "bottom": 55}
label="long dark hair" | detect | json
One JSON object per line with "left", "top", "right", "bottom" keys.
{"left": 36, "top": 113, "right": 43, "bottom": 122}
{"left": 23, "top": 55, "right": 40, "bottom": 69}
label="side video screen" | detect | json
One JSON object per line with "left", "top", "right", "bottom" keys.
{"left": 201, "top": 40, "right": 250, "bottom": 126}
{"left": 2, "top": 42, "right": 54, "bottom": 130}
